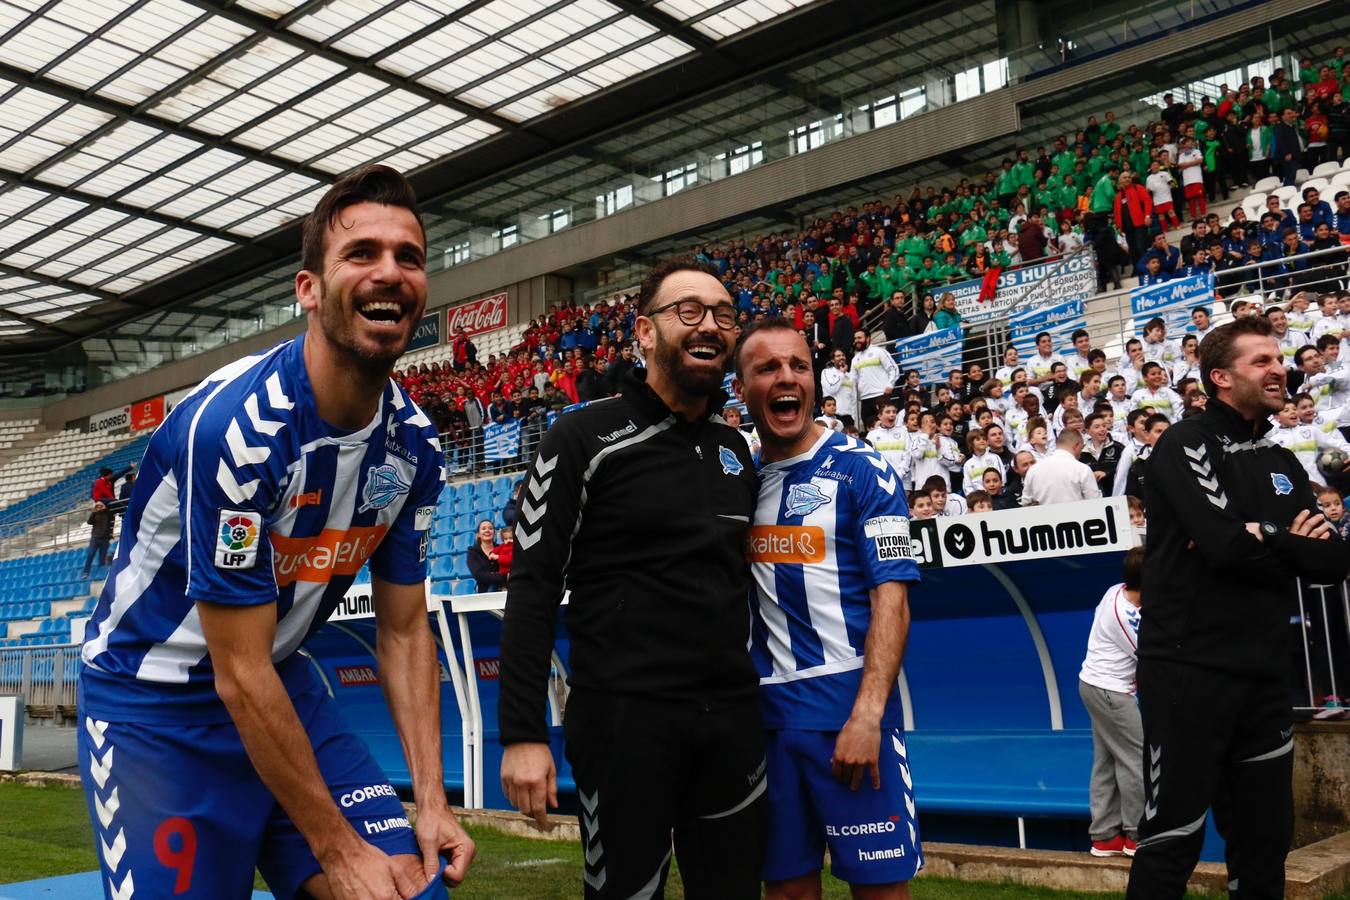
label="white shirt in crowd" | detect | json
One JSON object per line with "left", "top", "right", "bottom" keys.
{"left": 1145, "top": 171, "right": 1175, "bottom": 206}
{"left": 1142, "top": 337, "right": 1182, "bottom": 367}
{"left": 1130, "top": 385, "right": 1184, "bottom": 423}
{"left": 815, "top": 414, "right": 844, "bottom": 433}
{"left": 1020, "top": 448, "right": 1102, "bottom": 505}
{"left": 819, "top": 366, "right": 859, "bottom": 422}
{"left": 851, "top": 346, "right": 900, "bottom": 400}
{"left": 1112, "top": 438, "right": 1148, "bottom": 498}
{"left": 910, "top": 431, "right": 960, "bottom": 489}
{"left": 940, "top": 494, "right": 968, "bottom": 517}
{"left": 1079, "top": 583, "right": 1141, "bottom": 695}
{"left": 962, "top": 450, "right": 1006, "bottom": 496}
{"left": 1268, "top": 422, "right": 1348, "bottom": 485}
{"left": 1275, "top": 328, "right": 1309, "bottom": 369}
{"left": 866, "top": 423, "right": 913, "bottom": 486}
{"left": 1177, "top": 147, "right": 1205, "bottom": 186}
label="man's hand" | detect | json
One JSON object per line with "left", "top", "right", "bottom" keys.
{"left": 832, "top": 716, "right": 882, "bottom": 791}
{"left": 317, "top": 835, "right": 426, "bottom": 900}
{"left": 501, "top": 742, "right": 557, "bottom": 830}
{"left": 414, "top": 804, "right": 476, "bottom": 887}
{"left": 1290, "top": 509, "right": 1333, "bottom": 540}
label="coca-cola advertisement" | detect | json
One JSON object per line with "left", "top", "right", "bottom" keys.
{"left": 446, "top": 291, "right": 507, "bottom": 337}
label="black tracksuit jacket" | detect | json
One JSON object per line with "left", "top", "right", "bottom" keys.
{"left": 1139, "top": 398, "right": 1349, "bottom": 678}
{"left": 498, "top": 368, "right": 760, "bottom": 745}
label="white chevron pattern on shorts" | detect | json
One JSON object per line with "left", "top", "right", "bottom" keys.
{"left": 87, "top": 717, "right": 134, "bottom": 898}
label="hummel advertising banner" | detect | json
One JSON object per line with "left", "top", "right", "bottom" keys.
{"left": 907, "top": 497, "right": 1132, "bottom": 569}
{"left": 947, "top": 251, "right": 1098, "bottom": 324}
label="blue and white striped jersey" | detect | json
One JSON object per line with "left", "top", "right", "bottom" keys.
{"left": 749, "top": 428, "right": 920, "bottom": 731}
{"left": 80, "top": 337, "right": 444, "bottom": 723}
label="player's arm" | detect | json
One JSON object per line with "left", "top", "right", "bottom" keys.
{"left": 498, "top": 420, "right": 587, "bottom": 828}
{"left": 1147, "top": 430, "right": 1319, "bottom": 576}
{"left": 833, "top": 580, "right": 910, "bottom": 790}
{"left": 372, "top": 575, "right": 474, "bottom": 887}
{"left": 200, "top": 602, "right": 425, "bottom": 900}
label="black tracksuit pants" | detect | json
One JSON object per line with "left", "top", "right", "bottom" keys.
{"left": 563, "top": 691, "right": 767, "bottom": 899}
{"left": 1126, "top": 659, "right": 1294, "bottom": 900}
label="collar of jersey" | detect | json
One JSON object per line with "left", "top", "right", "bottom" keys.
{"left": 290, "top": 335, "right": 387, "bottom": 443}
{"left": 759, "top": 426, "right": 834, "bottom": 472}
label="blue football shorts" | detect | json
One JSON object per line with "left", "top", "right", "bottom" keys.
{"left": 763, "top": 727, "right": 923, "bottom": 885}
{"left": 78, "top": 676, "right": 448, "bottom": 900}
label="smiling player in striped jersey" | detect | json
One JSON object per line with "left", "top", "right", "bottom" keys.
{"left": 734, "top": 317, "right": 923, "bottom": 899}
{"left": 77, "top": 166, "right": 473, "bottom": 900}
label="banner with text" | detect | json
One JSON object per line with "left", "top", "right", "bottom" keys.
{"left": 907, "top": 497, "right": 1131, "bottom": 568}
{"left": 88, "top": 405, "right": 130, "bottom": 434}
{"left": 892, "top": 327, "right": 963, "bottom": 384}
{"left": 446, "top": 291, "right": 507, "bottom": 337}
{"left": 483, "top": 420, "right": 521, "bottom": 460}
{"left": 1009, "top": 298, "right": 1087, "bottom": 360}
{"left": 945, "top": 251, "right": 1098, "bottom": 324}
{"left": 1130, "top": 273, "right": 1214, "bottom": 337}
{"left": 406, "top": 309, "right": 442, "bottom": 352}
{"left": 130, "top": 395, "right": 165, "bottom": 432}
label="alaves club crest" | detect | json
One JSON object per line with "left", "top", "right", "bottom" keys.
{"left": 359, "top": 463, "right": 410, "bottom": 512}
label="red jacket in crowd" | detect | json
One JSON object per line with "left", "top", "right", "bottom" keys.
{"left": 1113, "top": 183, "right": 1154, "bottom": 231}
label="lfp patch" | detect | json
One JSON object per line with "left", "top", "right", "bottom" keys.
{"left": 216, "top": 510, "right": 261, "bottom": 569}
{"left": 719, "top": 445, "right": 744, "bottom": 476}
{"left": 1270, "top": 472, "right": 1294, "bottom": 496}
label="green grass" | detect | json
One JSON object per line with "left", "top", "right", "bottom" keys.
{"left": 2, "top": 783, "right": 1344, "bottom": 898}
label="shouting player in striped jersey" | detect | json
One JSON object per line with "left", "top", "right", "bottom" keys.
{"left": 734, "top": 318, "right": 924, "bottom": 899}
{"left": 77, "top": 166, "right": 474, "bottom": 900}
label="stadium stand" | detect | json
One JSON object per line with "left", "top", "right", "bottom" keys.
{"left": 0, "top": 433, "right": 149, "bottom": 533}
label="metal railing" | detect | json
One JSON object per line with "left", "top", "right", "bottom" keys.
{"left": 1089, "top": 243, "right": 1350, "bottom": 355}
{"left": 0, "top": 643, "right": 79, "bottom": 724}
{"left": 1295, "top": 580, "right": 1350, "bottom": 715}
{"left": 0, "top": 503, "right": 124, "bottom": 560}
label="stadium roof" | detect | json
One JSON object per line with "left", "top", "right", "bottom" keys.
{"left": 0, "top": 0, "right": 905, "bottom": 360}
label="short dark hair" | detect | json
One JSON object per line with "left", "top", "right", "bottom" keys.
{"left": 1122, "top": 546, "right": 1145, "bottom": 590}
{"left": 732, "top": 316, "right": 800, "bottom": 379}
{"left": 1144, "top": 412, "right": 1170, "bottom": 431}
{"left": 637, "top": 256, "right": 722, "bottom": 318}
{"left": 1198, "top": 316, "right": 1275, "bottom": 395}
{"left": 301, "top": 165, "right": 423, "bottom": 274}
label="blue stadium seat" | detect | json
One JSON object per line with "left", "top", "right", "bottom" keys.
{"left": 432, "top": 535, "right": 453, "bottom": 557}
{"left": 431, "top": 557, "right": 455, "bottom": 580}
{"left": 453, "top": 533, "right": 473, "bottom": 553}
{"left": 430, "top": 580, "right": 454, "bottom": 596}
{"left": 453, "top": 580, "right": 476, "bottom": 595}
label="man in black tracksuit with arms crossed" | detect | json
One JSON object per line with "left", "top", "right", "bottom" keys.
{"left": 498, "top": 258, "right": 766, "bottom": 898}
{"left": 1127, "top": 315, "right": 1349, "bottom": 899}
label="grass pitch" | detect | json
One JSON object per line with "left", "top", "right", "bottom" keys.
{"left": 3, "top": 783, "right": 1340, "bottom": 898}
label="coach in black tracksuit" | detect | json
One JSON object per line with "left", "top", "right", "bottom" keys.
{"left": 1127, "top": 316, "right": 1349, "bottom": 899}
{"left": 498, "top": 258, "right": 766, "bottom": 899}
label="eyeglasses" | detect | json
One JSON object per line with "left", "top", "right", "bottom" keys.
{"left": 647, "top": 299, "right": 737, "bottom": 330}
